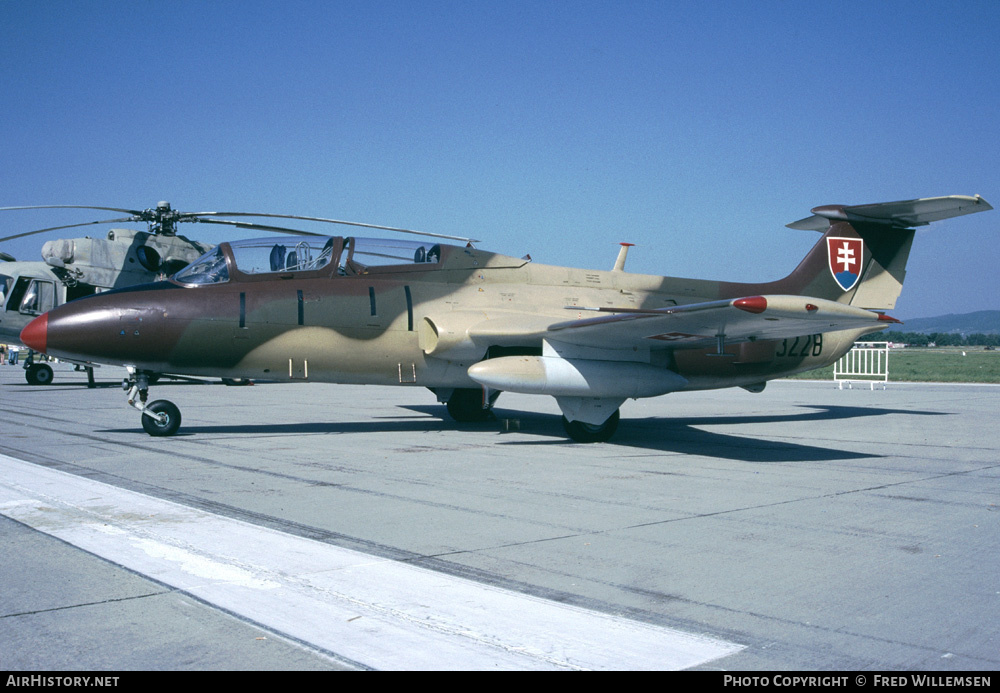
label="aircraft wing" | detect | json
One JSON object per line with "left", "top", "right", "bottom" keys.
{"left": 544, "top": 295, "right": 897, "bottom": 351}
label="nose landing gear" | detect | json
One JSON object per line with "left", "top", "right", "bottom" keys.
{"left": 124, "top": 369, "right": 182, "bottom": 436}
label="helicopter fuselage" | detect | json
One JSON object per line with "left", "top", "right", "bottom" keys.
{"left": 0, "top": 260, "right": 64, "bottom": 344}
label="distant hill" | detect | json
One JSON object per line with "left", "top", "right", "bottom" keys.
{"left": 899, "top": 310, "right": 1000, "bottom": 335}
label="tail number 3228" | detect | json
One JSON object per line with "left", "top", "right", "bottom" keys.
{"left": 775, "top": 334, "right": 823, "bottom": 358}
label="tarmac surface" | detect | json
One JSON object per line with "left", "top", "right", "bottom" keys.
{"left": 1, "top": 361, "right": 998, "bottom": 670}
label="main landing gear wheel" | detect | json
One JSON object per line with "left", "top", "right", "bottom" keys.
{"left": 446, "top": 388, "right": 495, "bottom": 423}
{"left": 141, "top": 400, "right": 182, "bottom": 437}
{"left": 25, "top": 363, "right": 54, "bottom": 386}
{"left": 561, "top": 409, "right": 620, "bottom": 443}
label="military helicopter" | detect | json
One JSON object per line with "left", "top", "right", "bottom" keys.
{"left": 1, "top": 202, "right": 455, "bottom": 385}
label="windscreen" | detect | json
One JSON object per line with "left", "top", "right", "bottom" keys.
{"left": 173, "top": 246, "right": 229, "bottom": 285}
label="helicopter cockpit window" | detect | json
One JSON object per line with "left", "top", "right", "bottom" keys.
{"left": 19, "top": 279, "right": 55, "bottom": 315}
{"left": 173, "top": 246, "right": 230, "bottom": 285}
{"left": 0, "top": 274, "right": 11, "bottom": 307}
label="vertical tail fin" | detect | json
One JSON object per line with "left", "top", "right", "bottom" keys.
{"left": 757, "top": 195, "right": 991, "bottom": 310}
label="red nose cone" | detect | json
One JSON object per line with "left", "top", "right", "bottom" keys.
{"left": 20, "top": 313, "right": 48, "bottom": 353}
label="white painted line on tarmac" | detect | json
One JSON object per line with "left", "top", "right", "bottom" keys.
{"left": 0, "top": 454, "right": 743, "bottom": 670}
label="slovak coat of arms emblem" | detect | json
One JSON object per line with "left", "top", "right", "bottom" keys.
{"left": 826, "top": 237, "right": 864, "bottom": 291}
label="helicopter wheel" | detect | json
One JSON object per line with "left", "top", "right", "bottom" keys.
{"left": 141, "top": 400, "right": 182, "bottom": 437}
{"left": 25, "top": 363, "right": 54, "bottom": 386}
{"left": 561, "top": 409, "right": 620, "bottom": 443}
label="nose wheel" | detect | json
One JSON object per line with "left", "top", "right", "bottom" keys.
{"left": 124, "top": 370, "right": 182, "bottom": 436}
{"left": 140, "top": 400, "right": 182, "bottom": 436}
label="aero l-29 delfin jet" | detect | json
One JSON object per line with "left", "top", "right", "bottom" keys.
{"left": 20, "top": 195, "right": 992, "bottom": 442}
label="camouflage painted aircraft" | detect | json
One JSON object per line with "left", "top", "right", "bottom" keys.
{"left": 19, "top": 195, "right": 992, "bottom": 442}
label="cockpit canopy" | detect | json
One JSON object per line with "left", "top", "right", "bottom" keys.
{"left": 173, "top": 236, "right": 444, "bottom": 285}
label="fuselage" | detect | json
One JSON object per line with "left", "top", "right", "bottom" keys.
{"left": 22, "top": 234, "right": 873, "bottom": 392}
{"left": 17, "top": 194, "right": 990, "bottom": 441}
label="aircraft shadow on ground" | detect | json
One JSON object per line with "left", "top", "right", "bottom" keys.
{"left": 605, "top": 404, "right": 947, "bottom": 462}
{"left": 13, "top": 376, "right": 235, "bottom": 389}
{"left": 11, "top": 374, "right": 239, "bottom": 392}
{"left": 102, "top": 402, "right": 947, "bottom": 463}
{"left": 479, "top": 403, "right": 947, "bottom": 462}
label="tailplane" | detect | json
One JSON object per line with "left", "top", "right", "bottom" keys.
{"left": 760, "top": 195, "right": 992, "bottom": 310}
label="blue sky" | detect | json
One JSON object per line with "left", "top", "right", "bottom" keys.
{"left": 2, "top": 0, "right": 997, "bottom": 319}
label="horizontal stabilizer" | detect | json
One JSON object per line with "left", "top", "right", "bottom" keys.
{"left": 787, "top": 195, "right": 992, "bottom": 231}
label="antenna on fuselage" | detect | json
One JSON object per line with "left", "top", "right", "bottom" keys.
{"left": 612, "top": 242, "right": 635, "bottom": 272}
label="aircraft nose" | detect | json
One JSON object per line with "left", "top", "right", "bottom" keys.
{"left": 20, "top": 313, "right": 48, "bottom": 353}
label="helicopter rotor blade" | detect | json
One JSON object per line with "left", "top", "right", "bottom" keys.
{"left": 1, "top": 204, "right": 479, "bottom": 244}
{"left": 0, "top": 217, "right": 139, "bottom": 243}
{"left": 191, "top": 218, "right": 327, "bottom": 236}
{"left": 0, "top": 204, "right": 145, "bottom": 216}
{"left": 184, "top": 211, "right": 479, "bottom": 243}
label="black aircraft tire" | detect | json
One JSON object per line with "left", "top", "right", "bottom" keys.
{"left": 25, "top": 364, "right": 54, "bottom": 386}
{"left": 141, "top": 400, "right": 182, "bottom": 437}
{"left": 561, "top": 409, "right": 620, "bottom": 443}
{"left": 446, "top": 388, "right": 492, "bottom": 422}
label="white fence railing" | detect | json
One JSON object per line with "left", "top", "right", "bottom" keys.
{"left": 834, "top": 341, "right": 889, "bottom": 389}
